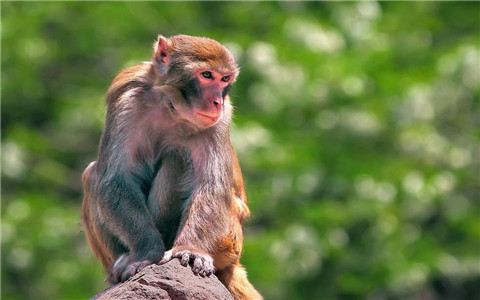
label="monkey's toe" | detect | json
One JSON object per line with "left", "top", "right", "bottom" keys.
{"left": 193, "top": 255, "right": 215, "bottom": 277}
{"left": 166, "top": 247, "right": 215, "bottom": 277}
{"left": 109, "top": 255, "right": 156, "bottom": 285}
{"left": 119, "top": 260, "right": 150, "bottom": 282}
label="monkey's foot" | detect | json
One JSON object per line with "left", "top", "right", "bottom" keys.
{"left": 108, "top": 254, "right": 156, "bottom": 285}
{"left": 160, "top": 247, "right": 215, "bottom": 277}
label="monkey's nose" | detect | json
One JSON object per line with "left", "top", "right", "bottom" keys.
{"left": 213, "top": 98, "right": 222, "bottom": 108}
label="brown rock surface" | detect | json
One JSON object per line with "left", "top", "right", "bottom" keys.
{"left": 92, "top": 259, "right": 233, "bottom": 300}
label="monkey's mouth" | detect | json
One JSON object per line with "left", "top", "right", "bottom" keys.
{"left": 196, "top": 112, "right": 220, "bottom": 124}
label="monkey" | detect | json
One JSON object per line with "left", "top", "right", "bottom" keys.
{"left": 81, "top": 34, "right": 262, "bottom": 300}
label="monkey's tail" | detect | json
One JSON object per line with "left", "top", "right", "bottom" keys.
{"left": 217, "top": 264, "right": 263, "bottom": 300}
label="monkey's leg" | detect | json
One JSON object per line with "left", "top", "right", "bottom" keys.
{"left": 82, "top": 201, "right": 128, "bottom": 270}
{"left": 82, "top": 162, "right": 127, "bottom": 273}
{"left": 217, "top": 264, "right": 263, "bottom": 300}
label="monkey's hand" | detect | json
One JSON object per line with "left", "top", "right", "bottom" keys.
{"left": 108, "top": 250, "right": 164, "bottom": 285}
{"left": 160, "top": 246, "right": 215, "bottom": 277}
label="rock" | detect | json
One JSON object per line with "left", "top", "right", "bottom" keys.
{"left": 92, "top": 260, "right": 233, "bottom": 300}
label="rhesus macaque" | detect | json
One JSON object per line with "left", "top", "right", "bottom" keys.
{"left": 82, "top": 34, "right": 262, "bottom": 299}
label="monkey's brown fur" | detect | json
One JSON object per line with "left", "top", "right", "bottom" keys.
{"left": 82, "top": 35, "right": 262, "bottom": 299}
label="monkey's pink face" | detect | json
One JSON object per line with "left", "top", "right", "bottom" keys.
{"left": 192, "top": 69, "right": 234, "bottom": 127}
{"left": 166, "top": 69, "right": 234, "bottom": 129}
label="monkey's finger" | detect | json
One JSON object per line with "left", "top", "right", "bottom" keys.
{"left": 193, "top": 257, "right": 203, "bottom": 276}
{"left": 199, "top": 262, "right": 208, "bottom": 277}
{"left": 180, "top": 251, "right": 191, "bottom": 267}
{"left": 173, "top": 249, "right": 189, "bottom": 259}
{"left": 204, "top": 258, "right": 215, "bottom": 276}
{"left": 159, "top": 250, "right": 173, "bottom": 264}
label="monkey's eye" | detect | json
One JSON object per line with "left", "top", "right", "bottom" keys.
{"left": 201, "top": 71, "right": 213, "bottom": 79}
{"left": 221, "top": 76, "right": 230, "bottom": 82}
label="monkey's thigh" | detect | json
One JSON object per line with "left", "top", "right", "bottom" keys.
{"left": 82, "top": 162, "right": 127, "bottom": 269}
{"left": 83, "top": 199, "right": 128, "bottom": 269}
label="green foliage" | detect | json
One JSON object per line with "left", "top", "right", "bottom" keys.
{"left": 2, "top": 2, "right": 479, "bottom": 299}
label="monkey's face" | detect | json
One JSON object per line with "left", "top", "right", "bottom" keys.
{"left": 153, "top": 35, "right": 239, "bottom": 129}
{"left": 192, "top": 69, "right": 233, "bottom": 127}
{"left": 166, "top": 69, "right": 234, "bottom": 129}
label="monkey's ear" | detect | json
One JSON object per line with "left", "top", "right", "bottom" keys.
{"left": 153, "top": 35, "right": 170, "bottom": 65}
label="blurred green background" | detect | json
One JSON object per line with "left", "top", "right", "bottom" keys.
{"left": 1, "top": 2, "right": 479, "bottom": 299}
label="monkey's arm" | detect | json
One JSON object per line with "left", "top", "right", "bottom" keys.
{"left": 159, "top": 185, "right": 230, "bottom": 276}
{"left": 93, "top": 114, "right": 166, "bottom": 283}
{"left": 96, "top": 165, "right": 164, "bottom": 254}
{"left": 160, "top": 144, "right": 249, "bottom": 275}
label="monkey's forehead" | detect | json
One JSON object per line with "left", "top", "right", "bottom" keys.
{"left": 169, "top": 35, "right": 239, "bottom": 74}
{"left": 183, "top": 59, "right": 239, "bottom": 76}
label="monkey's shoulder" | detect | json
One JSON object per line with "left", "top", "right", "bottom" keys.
{"left": 106, "top": 63, "right": 155, "bottom": 106}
